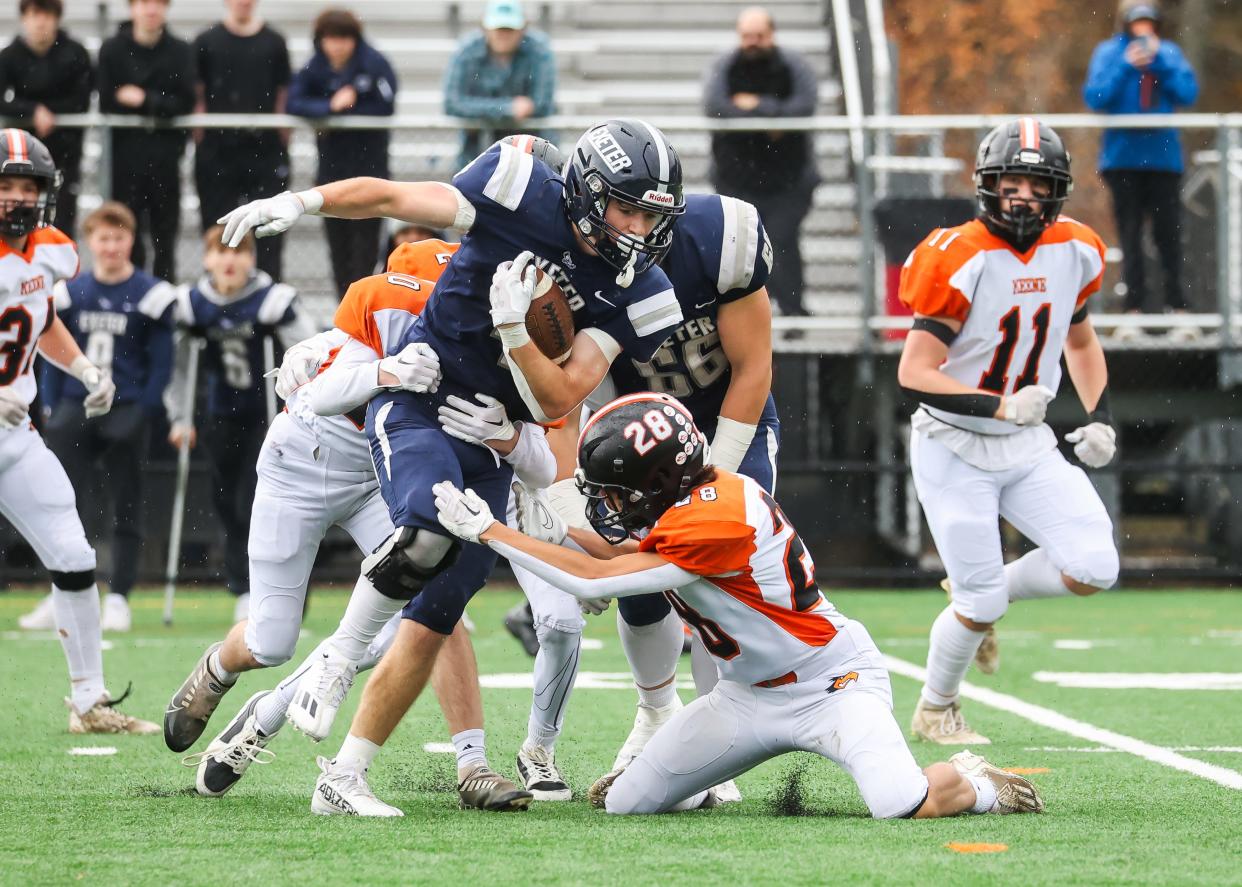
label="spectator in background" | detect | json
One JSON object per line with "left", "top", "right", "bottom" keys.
{"left": 1084, "top": 1, "right": 1199, "bottom": 338}
{"left": 705, "top": 6, "right": 818, "bottom": 318}
{"left": 444, "top": 0, "right": 556, "bottom": 171}
{"left": 98, "top": 0, "right": 196, "bottom": 283}
{"left": 374, "top": 218, "right": 445, "bottom": 273}
{"left": 194, "top": 0, "right": 292, "bottom": 281}
{"left": 0, "top": 0, "right": 93, "bottom": 237}
{"left": 287, "top": 8, "right": 396, "bottom": 299}
{"left": 40, "top": 202, "right": 176, "bottom": 633}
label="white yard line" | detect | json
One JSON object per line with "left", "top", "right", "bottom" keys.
{"left": 1025, "top": 746, "right": 1242, "bottom": 754}
{"left": 883, "top": 654, "right": 1242, "bottom": 791}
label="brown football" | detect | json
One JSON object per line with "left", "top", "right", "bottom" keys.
{"left": 526, "top": 267, "right": 575, "bottom": 364}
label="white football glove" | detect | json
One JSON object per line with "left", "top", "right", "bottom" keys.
{"left": 579, "top": 596, "right": 612, "bottom": 616}
{"left": 218, "top": 190, "right": 319, "bottom": 247}
{"left": 489, "top": 250, "right": 536, "bottom": 344}
{"left": 274, "top": 336, "right": 332, "bottom": 399}
{"left": 1065, "top": 422, "right": 1117, "bottom": 468}
{"left": 432, "top": 481, "right": 496, "bottom": 544}
{"left": 512, "top": 481, "right": 567, "bottom": 545}
{"left": 81, "top": 366, "right": 116, "bottom": 418}
{"left": 438, "top": 394, "right": 516, "bottom": 447}
{"left": 1002, "top": 384, "right": 1055, "bottom": 426}
{"left": 0, "top": 386, "right": 27, "bottom": 428}
{"left": 378, "top": 342, "right": 441, "bottom": 394}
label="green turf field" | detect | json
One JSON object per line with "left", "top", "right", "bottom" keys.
{"left": 2, "top": 586, "right": 1240, "bottom": 886}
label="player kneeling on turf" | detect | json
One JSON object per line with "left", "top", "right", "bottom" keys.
{"left": 434, "top": 392, "right": 1044, "bottom": 818}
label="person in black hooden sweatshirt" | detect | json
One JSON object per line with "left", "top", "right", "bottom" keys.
{"left": 98, "top": 0, "right": 195, "bottom": 283}
{"left": 0, "top": 0, "right": 93, "bottom": 237}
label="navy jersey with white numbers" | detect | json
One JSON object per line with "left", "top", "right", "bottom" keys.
{"left": 173, "top": 272, "right": 303, "bottom": 420}
{"left": 399, "top": 140, "right": 684, "bottom": 422}
{"left": 42, "top": 269, "right": 177, "bottom": 414}
{"left": 607, "top": 193, "right": 773, "bottom": 422}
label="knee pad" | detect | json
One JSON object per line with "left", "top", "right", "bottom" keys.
{"left": 533, "top": 621, "right": 581, "bottom": 651}
{"left": 618, "top": 592, "right": 673, "bottom": 627}
{"left": 1062, "top": 544, "right": 1120, "bottom": 591}
{"left": 362, "top": 527, "right": 459, "bottom": 601}
{"left": 50, "top": 569, "right": 95, "bottom": 591}
{"left": 244, "top": 605, "right": 301, "bottom": 668}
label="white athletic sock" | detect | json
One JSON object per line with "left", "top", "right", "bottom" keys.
{"left": 356, "top": 613, "right": 403, "bottom": 673}
{"left": 525, "top": 625, "right": 581, "bottom": 751}
{"left": 967, "top": 774, "right": 999, "bottom": 813}
{"left": 618, "top": 609, "right": 682, "bottom": 709}
{"left": 207, "top": 647, "right": 239, "bottom": 685}
{"left": 330, "top": 574, "right": 406, "bottom": 663}
{"left": 252, "top": 644, "right": 325, "bottom": 736}
{"left": 452, "top": 728, "right": 488, "bottom": 772}
{"left": 1006, "top": 548, "right": 1071, "bottom": 601}
{"left": 336, "top": 733, "right": 381, "bottom": 773}
{"left": 52, "top": 585, "right": 106, "bottom": 714}
{"left": 688, "top": 633, "right": 719, "bottom": 697}
{"left": 921, "top": 605, "right": 987, "bottom": 707}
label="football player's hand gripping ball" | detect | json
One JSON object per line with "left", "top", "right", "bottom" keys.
{"left": 489, "top": 251, "right": 537, "bottom": 345}
{"left": 433, "top": 481, "right": 496, "bottom": 543}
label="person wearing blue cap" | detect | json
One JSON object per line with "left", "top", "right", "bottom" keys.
{"left": 1084, "top": 0, "right": 1199, "bottom": 337}
{"left": 443, "top": 0, "right": 557, "bottom": 170}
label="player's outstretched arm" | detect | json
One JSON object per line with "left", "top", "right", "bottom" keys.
{"left": 219, "top": 179, "right": 473, "bottom": 247}
{"left": 713, "top": 287, "right": 774, "bottom": 471}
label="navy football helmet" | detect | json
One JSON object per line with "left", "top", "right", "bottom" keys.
{"left": 0, "top": 129, "right": 60, "bottom": 238}
{"left": 575, "top": 392, "right": 708, "bottom": 541}
{"left": 564, "top": 119, "right": 685, "bottom": 287}
{"left": 974, "top": 117, "right": 1072, "bottom": 250}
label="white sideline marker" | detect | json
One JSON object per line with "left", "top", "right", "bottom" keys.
{"left": 68, "top": 747, "right": 117, "bottom": 756}
{"left": 1033, "top": 672, "right": 1242, "bottom": 691}
{"left": 423, "top": 742, "right": 456, "bottom": 754}
{"left": 883, "top": 655, "right": 1242, "bottom": 792}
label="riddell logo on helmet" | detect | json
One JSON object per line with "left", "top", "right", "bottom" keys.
{"left": 587, "top": 126, "right": 632, "bottom": 175}
{"left": 642, "top": 189, "right": 675, "bottom": 207}
{"left": 1017, "top": 150, "right": 1043, "bottom": 164}
{"left": 1013, "top": 277, "right": 1047, "bottom": 295}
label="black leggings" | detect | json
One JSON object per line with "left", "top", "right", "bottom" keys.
{"left": 1103, "top": 169, "right": 1186, "bottom": 312}
{"left": 201, "top": 415, "right": 268, "bottom": 597}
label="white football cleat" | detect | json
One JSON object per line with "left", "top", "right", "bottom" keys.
{"left": 713, "top": 779, "right": 742, "bottom": 804}
{"left": 101, "top": 593, "right": 132, "bottom": 633}
{"left": 232, "top": 593, "right": 250, "bottom": 623}
{"left": 311, "top": 756, "right": 403, "bottom": 817}
{"left": 588, "top": 696, "right": 683, "bottom": 804}
{"left": 68, "top": 695, "right": 160, "bottom": 735}
{"left": 287, "top": 644, "right": 357, "bottom": 742}
{"left": 911, "top": 698, "right": 991, "bottom": 745}
{"left": 950, "top": 749, "right": 1045, "bottom": 814}
{"left": 516, "top": 745, "right": 571, "bottom": 801}
{"left": 18, "top": 593, "right": 55, "bottom": 630}
{"left": 185, "top": 691, "right": 276, "bottom": 797}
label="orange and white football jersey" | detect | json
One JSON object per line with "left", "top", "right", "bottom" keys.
{"left": 638, "top": 471, "right": 848, "bottom": 686}
{"left": 900, "top": 218, "right": 1105, "bottom": 435}
{"left": 0, "top": 226, "right": 78, "bottom": 407}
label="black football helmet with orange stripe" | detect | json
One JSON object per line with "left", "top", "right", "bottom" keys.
{"left": 974, "top": 118, "right": 1072, "bottom": 250}
{"left": 0, "top": 128, "right": 60, "bottom": 238}
{"left": 576, "top": 392, "right": 708, "bottom": 541}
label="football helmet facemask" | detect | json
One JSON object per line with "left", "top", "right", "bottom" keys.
{"left": 575, "top": 392, "right": 708, "bottom": 542}
{"left": 0, "top": 128, "right": 61, "bottom": 238}
{"left": 974, "top": 117, "right": 1072, "bottom": 251}
{"left": 564, "top": 119, "right": 685, "bottom": 287}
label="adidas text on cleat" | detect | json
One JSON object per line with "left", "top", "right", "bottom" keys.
{"left": 942, "top": 579, "right": 999, "bottom": 674}
{"left": 458, "top": 764, "right": 533, "bottom": 811}
{"left": 311, "top": 756, "right": 403, "bottom": 817}
{"left": 516, "top": 745, "right": 572, "bottom": 801}
{"left": 164, "top": 642, "right": 235, "bottom": 752}
{"left": 911, "top": 698, "right": 991, "bottom": 745}
{"left": 185, "top": 691, "right": 276, "bottom": 797}
{"left": 951, "top": 749, "right": 1045, "bottom": 814}
{"left": 69, "top": 695, "right": 160, "bottom": 735}
{"left": 287, "top": 645, "right": 357, "bottom": 742}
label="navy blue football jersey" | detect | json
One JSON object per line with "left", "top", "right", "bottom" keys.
{"left": 172, "top": 272, "right": 305, "bottom": 420}
{"left": 43, "top": 269, "right": 177, "bottom": 414}
{"left": 399, "top": 140, "right": 684, "bottom": 422}
{"left": 606, "top": 193, "right": 773, "bottom": 421}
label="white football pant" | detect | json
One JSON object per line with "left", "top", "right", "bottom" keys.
{"left": 606, "top": 621, "right": 929, "bottom": 819}
{"left": 245, "top": 413, "right": 394, "bottom": 666}
{"left": 910, "top": 431, "right": 1119, "bottom": 624}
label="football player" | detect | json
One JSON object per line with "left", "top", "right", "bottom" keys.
{"left": 433, "top": 392, "right": 1045, "bottom": 819}
{"left": 506, "top": 190, "right": 778, "bottom": 803}
{"left": 219, "top": 121, "right": 688, "bottom": 814}
{"left": 0, "top": 128, "right": 153, "bottom": 733}
{"left": 897, "top": 118, "right": 1119, "bottom": 744}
